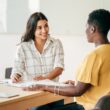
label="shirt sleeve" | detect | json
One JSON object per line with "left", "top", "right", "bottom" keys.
{"left": 76, "top": 51, "right": 102, "bottom": 86}
{"left": 54, "top": 39, "right": 64, "bottom": 69}
{"left": 11, "top": 45, "right": 25, "bottom": 77}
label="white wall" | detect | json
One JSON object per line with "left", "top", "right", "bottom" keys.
{"left": 0, "top": 34, "right": 20, "bottom": 79}
{"left": 1, "top": 0, "right": 110, "bottom": 35}
{"left": 40, "top": 0, "right": 110, "bottom": 36}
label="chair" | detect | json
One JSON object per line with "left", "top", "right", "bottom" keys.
{"left": 92, "top": 95, "right": 110, "bottom": 110}
{"left": 5, "top": 67, "right": 12, "bottom": 79}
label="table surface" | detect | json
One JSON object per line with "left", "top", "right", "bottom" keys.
{"left": 0, "top": 83, "right": 67, "bottom": 110}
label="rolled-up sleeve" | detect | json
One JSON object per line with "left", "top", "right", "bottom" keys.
{"left": 76, "top": 52, "right": 102, "bottom": 86}
{"left": 54, "top": 39, "right": 64, "bottom": 69}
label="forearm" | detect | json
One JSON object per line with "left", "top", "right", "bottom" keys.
{"left": 44, "top": 85, "right": 80, "bottom": 97}
{"left": 46, "top": 67, "right": 63, "bottom": 80}
{"left": 22, "top": 81, "right": 91, "bottom": 97}
{"left": 44, "top": 82, "right": 91, "bottom": 97}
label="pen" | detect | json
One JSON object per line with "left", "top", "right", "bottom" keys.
{"left": 16, "top": 74, "right": 22, "bottom": 78}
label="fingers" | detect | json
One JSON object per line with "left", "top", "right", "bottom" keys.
{"left": 22, "top": 85, "right": 41, "bottom": 91}
{"left": 69, "top": 81, "right": 75, "bottom": 85}
{"left": 33, "top": 75, "right": 46, "bottom": 80}
{"left": 64, "top": 80, "right": 75, "bottom": 85}
{"left": 11, "top": 74, "right": 22, "bottom": 83}
{"left": 22, "top": 85, "right": 36, "bottom": 91}
{"left": 22, "top": 84, "right": 45, "bottom": 91}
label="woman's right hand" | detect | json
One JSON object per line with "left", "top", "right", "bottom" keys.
{"left": 11, "top": 73, "right": 22, "bottom": 83}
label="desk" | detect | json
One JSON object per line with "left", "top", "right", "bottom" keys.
{"left": 0, "top": 84, "right": 72, "bottom": 110}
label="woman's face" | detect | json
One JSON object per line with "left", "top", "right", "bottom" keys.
{"left": 35, "top": 19, "right": 49, "bottom": 40}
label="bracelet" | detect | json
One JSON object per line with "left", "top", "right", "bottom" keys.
{"left": 57, "top": 83, "right": 60, "bottom": 95}
{"left": 54, "top": 85, "right": 57, "bottom": 95}
{"left": 54, "top": 83, "right": 60, "bottom": 96}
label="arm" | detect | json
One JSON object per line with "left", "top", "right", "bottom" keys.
{"left": 11, "top": 45, "right": 25, "bottom": 82}
{"left": 22, "top": 81, "right": 91, "bottom": 97}
{"left": 34, "top": 39, "right": 64, "bottom": 80}
{"left": 46, "top": 39, "right": 64, "bottom": 79}
{"left": 34, "top": 67, "right": 63, "bottom": 80}
{"left": 45, "top": 67, "right": 63, "bottom": 79}
{"left": 44, "top": 81, "right": 91, "bottom": 97}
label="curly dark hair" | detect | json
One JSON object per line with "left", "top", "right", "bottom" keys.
{"left": 88, "top": 9, "right": 110, "bottom": 37}
{"left": 21, "top": 12, "right": 48, "bottom": 42}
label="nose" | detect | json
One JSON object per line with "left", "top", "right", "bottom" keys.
{"left": 42, "top": 27, "right": 47, "bottom": 33}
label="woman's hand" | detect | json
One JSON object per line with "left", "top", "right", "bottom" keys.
{"left": 11, "top": 73, "right": 22, "bottom": 83}
{"left": 33, "top": 75, "right": 47, "bottom": 80}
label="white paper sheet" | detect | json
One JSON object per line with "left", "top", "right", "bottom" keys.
{"left": 8, "top": 79, "right": 70, "bottom": 87}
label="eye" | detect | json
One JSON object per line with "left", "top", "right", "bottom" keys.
{"left": 44, "top": 24, "right": 48, "bottom": 28}
{"left": 37, "top": 26, "right": 42, "bottom": 30}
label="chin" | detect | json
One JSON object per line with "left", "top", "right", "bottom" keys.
{"left": 42, "top": 37, "right": 47, "bottom": 40}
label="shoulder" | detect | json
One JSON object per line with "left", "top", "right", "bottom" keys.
{"left": 16, "top": 40, "right": 33, "bottom": 51}
{"left": 85, "top": 48, "right": 102, "bottom": 62}
{"left": 87, "top": 46, "right": 103, "bottom": 58}
{"left": 18, "top": 40, "right": 33, "bottom": 47}
{"left": 86, "top": 49, "right": 97, "bottom": 58}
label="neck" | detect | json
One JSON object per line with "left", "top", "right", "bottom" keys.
{"left": 35, "top": 37, "right": 47, "bottom": 45}
{"left": 34, "top": 38, "right": 47, "bottom": 53}
{"left": 95, "top": 38, "right": 109, "bottom": 47}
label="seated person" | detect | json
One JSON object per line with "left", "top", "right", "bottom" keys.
{"left": 22, "top": 9, "right": 110, "bottom": 110}
{"left": 11, "top": 12, "right": 64, "bottom": 110}
{"left": 92, "top": 95, "right": 110, "bottom": 110}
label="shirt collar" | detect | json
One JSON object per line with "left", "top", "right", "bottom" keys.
{"left": 44, "top": 35, "right": 54, "bottom": 50}
{"left": 30, "top": 35, "right": 54, "bottom": 52}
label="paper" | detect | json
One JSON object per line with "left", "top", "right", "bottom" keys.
{"left": 0, "top": 79, "right": 11, "bottom": 84}
{"left": 8, "top": 79, "right": 70, "bottom": 88}
{"left": 0, "top": 92, "right": 19, "bottom": 98}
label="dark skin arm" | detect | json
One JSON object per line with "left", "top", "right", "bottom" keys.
{"left": 45, "top": 81, "right": 91, "bottom": 96}
{"left": 22, "top": 80, "right": 91, "bottom": 97}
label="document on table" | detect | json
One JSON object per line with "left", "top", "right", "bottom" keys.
{"left": 0, "top": 79, "right": 11, "bottom": 84}
{"left": 8, "top": 79, "right": 70, "bottom": 88}
{"left": 0, "top": 92, "right": 19, "bottom": 98}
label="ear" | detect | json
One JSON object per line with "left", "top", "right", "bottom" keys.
{"left": 90, "top": 25, "right": 96, "bottom": 34}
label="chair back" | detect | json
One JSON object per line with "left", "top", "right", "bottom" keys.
{"left": 5, "top": 67, "right": 12, "bottom": 78}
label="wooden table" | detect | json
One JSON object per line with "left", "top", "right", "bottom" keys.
{"left": 0, "top": 83, "right": 72, "bottom": 110}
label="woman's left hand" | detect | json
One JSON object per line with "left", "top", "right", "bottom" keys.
{"left": 33, "top": 75, "right": 47, "bottom": 80}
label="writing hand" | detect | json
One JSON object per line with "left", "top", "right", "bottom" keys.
{"left": 11, "top": 73, "right": 22, "bottom": 83}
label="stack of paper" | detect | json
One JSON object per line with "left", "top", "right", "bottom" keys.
{"left": 0, "top": 92, "right": 19, "bottom": 98}
{"left": 8, "top": 79, "right": 70, "bottom": 88}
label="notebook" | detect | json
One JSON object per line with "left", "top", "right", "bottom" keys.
{"left": 0, "top": 92, "right": 19, "bottom": 98}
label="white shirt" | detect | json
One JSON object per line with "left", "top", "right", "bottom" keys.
{"left": 12, "top": 36, "right": 64, "bottom": 81}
